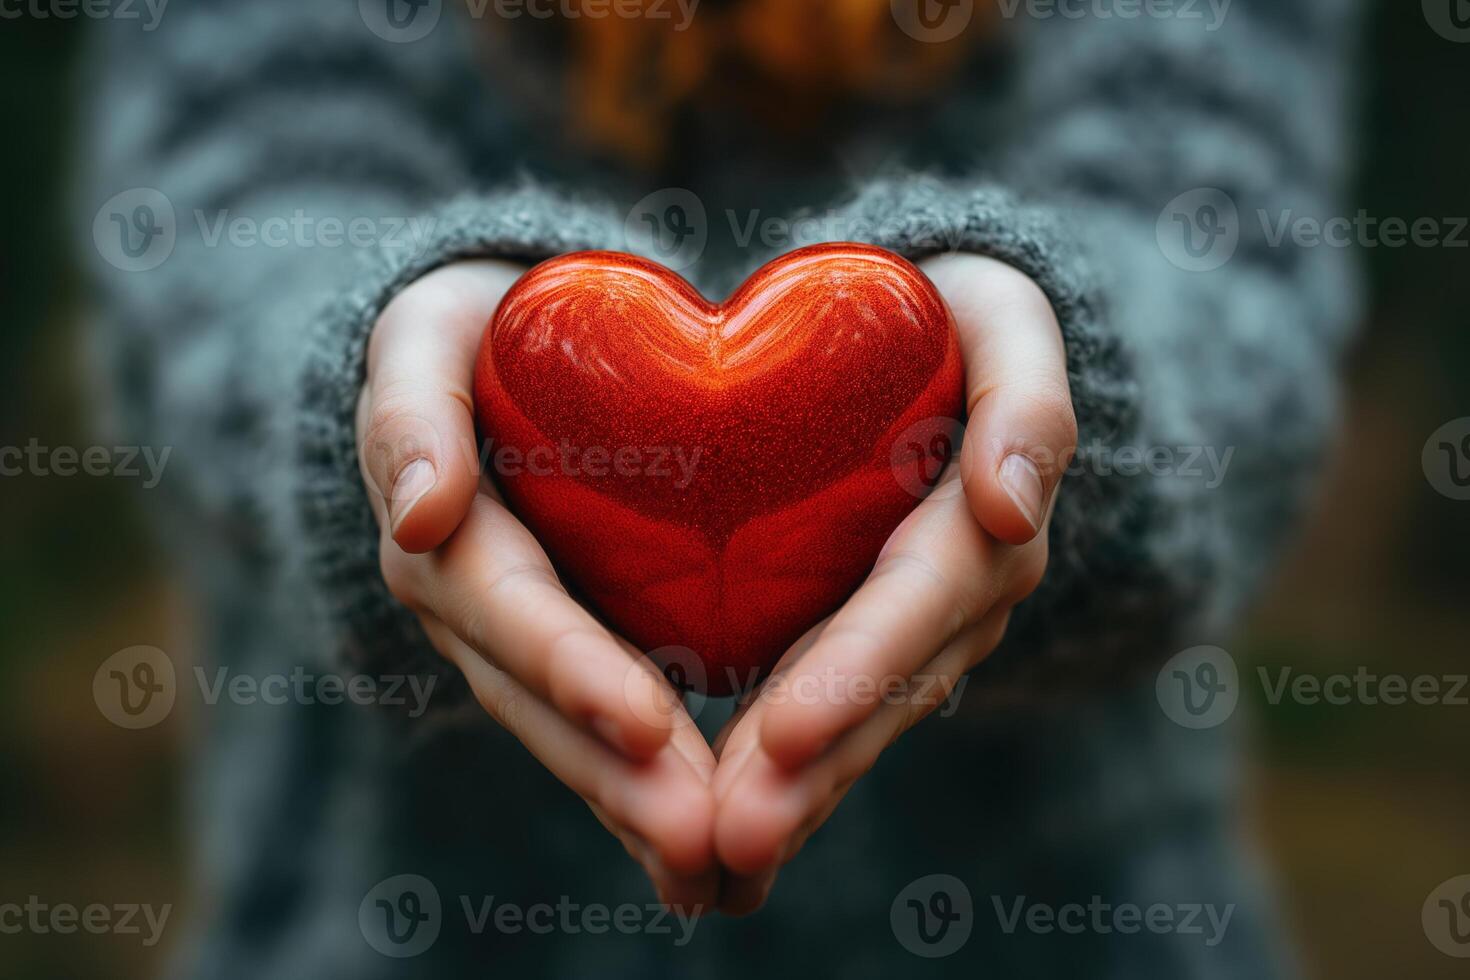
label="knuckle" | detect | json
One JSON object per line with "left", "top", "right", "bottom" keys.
{"left": 1015, "top": 382, "right": 1077, "bottom": 441}
{"left": 361, "top": 397, "right": 440, "bottom": 477}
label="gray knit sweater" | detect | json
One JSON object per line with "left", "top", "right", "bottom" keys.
{"left": 80, "top": 1, "right": 1361, "bottom": 977}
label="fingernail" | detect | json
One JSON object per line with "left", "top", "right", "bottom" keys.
{"left": 999, "top": 453, "right": 1045, "bottom": 531}
{"left": 389, "top": 458, "right": 436, "bottom": 533}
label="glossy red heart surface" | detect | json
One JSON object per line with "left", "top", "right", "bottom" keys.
{"left": 473, "top": 243, "right": 964, "bottom": 695}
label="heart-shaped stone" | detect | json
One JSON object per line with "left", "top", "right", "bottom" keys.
{"left": 474, "top": 244, "right": 963, "bottom": 694}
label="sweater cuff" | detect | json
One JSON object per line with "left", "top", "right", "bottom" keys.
{"left": 295, "top": 185, "right": 622, "bottom": 717}
{"left": 820, "top": 175, "right": 1156, "bottom": 701}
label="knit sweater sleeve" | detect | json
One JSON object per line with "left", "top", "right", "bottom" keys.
{"left": 78, "top": 1, "right": 621, "bottom": 703}
{"left": 822, "top": 1, "right": 1364, "bottom": 699}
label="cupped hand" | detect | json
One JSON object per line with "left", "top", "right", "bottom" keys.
{"left": 356, "top": 260, "right": 719, "bottom": 909}
{"left": 708, "top": 253, "right": 1078, "bottom": 914}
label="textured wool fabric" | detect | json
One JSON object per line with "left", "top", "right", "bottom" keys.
{"left": 77, "top": 0, "right": 1361, "bottom": 976}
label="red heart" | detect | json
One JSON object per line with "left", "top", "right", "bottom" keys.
{"left": 474, "top": 244, "right": 964, "bottom": 695}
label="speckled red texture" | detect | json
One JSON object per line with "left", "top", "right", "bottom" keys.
{"left": 473, "top": 244, "right": 964, "bottom": 695}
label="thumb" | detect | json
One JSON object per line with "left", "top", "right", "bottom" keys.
{"left": 358, "top": 261, "right": 522, "bottom": 553}
{"left": 359, "top": 382, "right": 480, "bottom": 554}
{"left": 959, "top": 383, "right": 1076, "bottom": 545}
{"left": 921, "top": 253, "right": 1077, "bottom": 545}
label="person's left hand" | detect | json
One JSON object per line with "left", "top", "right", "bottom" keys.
{"left": 708, "top": 253, "right": 1078, "bottom": 914}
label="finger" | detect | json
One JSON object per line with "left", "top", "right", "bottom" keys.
{"left": 922, "top": 254, "right": 1078, "bottom": 544}
{"left": 392, "top": 493, "right": 680, "bottom": 760}
{"left": 712, "top": 613, "right": 830, "bottom": 761}
{"left": 590, "top": 803, "right": 720, "bottom": 912}
{"left": 718, "top": 613, "right": 1008, "bottom": 877}
{"left": 431, "top": 620, "right": 717, "bottom": 877}
{"left": 360, "top": 261, "right": 523, "bottom": 553}
{"left": 757, "top": 473, "right": 1014, "bottom": 770}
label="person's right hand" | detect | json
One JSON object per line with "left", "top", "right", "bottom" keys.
{"left": 356, "top": 260, "right": 718, "bottom": 910}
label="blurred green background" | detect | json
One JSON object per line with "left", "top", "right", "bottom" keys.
{"left": 1, "top": 4, "right": 1467, "bottom": 978}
